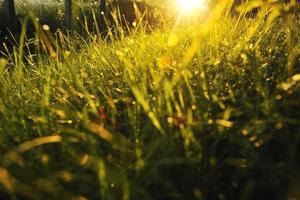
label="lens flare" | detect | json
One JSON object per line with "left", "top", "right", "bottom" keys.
{"left": 177, "top": 0, "right": 207, "bottom": 11}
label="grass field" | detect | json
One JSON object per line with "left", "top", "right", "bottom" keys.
{"left": 0, "top": 1, "right": 300, "bottom": 200}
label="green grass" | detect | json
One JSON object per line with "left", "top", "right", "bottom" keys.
{"left": 0, "top": 2, "right": 300, "bottom": 200}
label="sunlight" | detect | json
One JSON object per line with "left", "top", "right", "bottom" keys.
{"left": 177, "top": 0, "right": 208, "bottom": 12}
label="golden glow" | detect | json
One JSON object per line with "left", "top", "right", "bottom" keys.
{"left": 177, "top": 0, "right": 207, "bottom": 11}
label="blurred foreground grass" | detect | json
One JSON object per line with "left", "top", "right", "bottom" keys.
{"left": 0, "top": 1, "right": 300, "bottom": 200}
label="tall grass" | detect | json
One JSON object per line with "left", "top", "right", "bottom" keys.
{"left": 0, "top": 1, "right": 300, "bottom": 199}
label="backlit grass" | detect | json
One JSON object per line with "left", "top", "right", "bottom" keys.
{"left": 0, "top": 1, "right": 300, "bottom": 200}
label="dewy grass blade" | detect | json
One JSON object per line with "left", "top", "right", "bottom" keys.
{"left": 131, "top": 86, "right": 164, "bottom": 135}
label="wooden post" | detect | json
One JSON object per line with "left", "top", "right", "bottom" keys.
{"left": 3, "top": 0, "right": 17, "bottom": 31}
{"left": 65, "top": 0, "right": 72, "bottom": 29}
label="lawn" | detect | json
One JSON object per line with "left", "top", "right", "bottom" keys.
{"left": 0, "top": 1, "right": 300, "bottom": 200}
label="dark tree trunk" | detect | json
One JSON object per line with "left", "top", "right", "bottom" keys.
{"left": 97, "top": 0, "right": 107, "bottom": 33}
{"left": 65, "top": 0, "right": 72, "bottom": 29}
{"left": 65, "top": 0, "right": 79, "bottom": 30}
{"left": 3, "top": 0, "right": 17, "bottom": 31}
{"left": 100, "top": 0, "right": 106, "bottom": 14}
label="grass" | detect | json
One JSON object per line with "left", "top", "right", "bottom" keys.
{"left": 0, "top": 1, "right": 300, "bottom": 200}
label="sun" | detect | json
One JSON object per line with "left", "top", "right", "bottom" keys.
{"left": 177, "top": 0, "right": 207, "bottom": 11}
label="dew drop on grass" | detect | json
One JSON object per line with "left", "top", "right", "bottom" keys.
{"left": 58, "top": 120, "right": 73, "bottom": 124}
{"left": 42, "top": 24, "right": 50, "bottom": 31}
{"left": 249, "top": 136, "right": 257, "bottom": 142}
{"left": 108, "top": 80, "right": 114, "bottom": 85}
{"left": 281, "top": 82, "right": 294, "bottom": 91}
{"left": 167, "top": 117, "right": 173, "bottom": 124}
{"left": 116, "top": 50, "right": 124, "bottom": 57}
{"left": 179, "top": 123, "right": 185, "bottom": 129}
{"left": 64, "top": 51, "right": 71, "bottom": 57}
{"left": 242, "top": 129, "right": 249, "bottom": 136}
{"left": 214, "top": 60, "right": 221, "bottom": 66}
{"left": 200, "top": 72, "right": 205, "bottom": 78}
{"left": 115, "top": 88, "right": 122, "bottom": 93}
{"left": 254, "top": 141, "right": 262, "bottom": 148}
{"left": 192, "top": 105, "right": 197, "bottom": 110}
{"left": 216, "top": 119, "right": 233, "bottom": 128}
{"left": 292, "top": 74, "right": 300, "bottom": 82}
{"left": 276, "top": 95, "right": 282, "bottom": 100}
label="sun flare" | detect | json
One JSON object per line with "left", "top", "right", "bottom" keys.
{"left": 177, "top": 0, "right": 207, "bottom": 11}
